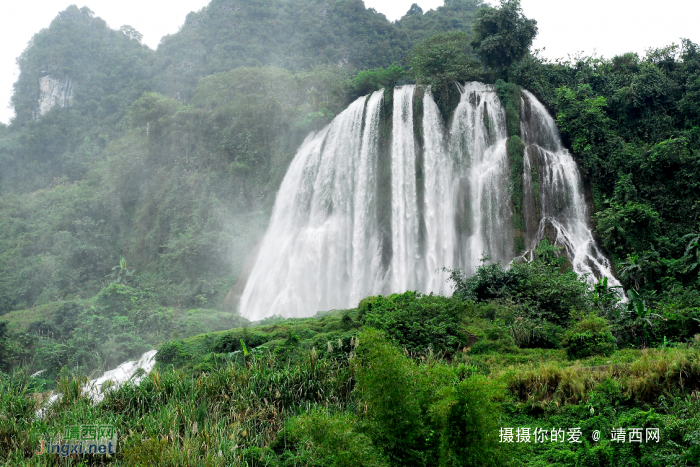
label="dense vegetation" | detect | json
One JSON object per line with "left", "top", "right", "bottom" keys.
{"left": 3, "top": 248, "right": 700, "bottom": 465}
{"left": 1, "top": 0, "right": 700, "bottom": 465}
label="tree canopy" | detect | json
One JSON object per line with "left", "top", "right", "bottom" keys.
{"left": 471, "top": 0, "right": 538, "bottom": 72}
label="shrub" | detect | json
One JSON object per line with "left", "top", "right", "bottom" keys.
{"left": 467, "top": 325, "right": 518, "bottom": 355}
{"left": 434, "top": 375, "right": 506, "bottom": 467}
{"left": 280, "top": 409, "right": 389, "bottom": 467}
{"left": 355, "top": 329, "right": 429, "bottom": 464}
{"left": 448, "top": 241, "right": 590, "bottom": 326}
{"left": 356, "top": 329, "right": 507, "bottom": 466}
{"left": 353, "top": 64, "right": 407, "bottom": 96}
{"left": 359, "top": 292, "right": 469, "bottom": 354}
{"left": 509, "top": 317, "right": 564, "bottom": 349}
{"left": 155, "top": 340, "right": 188, "bottom": 365}
{"left": 563, "top": 314, "right": 617, "bottom": 359}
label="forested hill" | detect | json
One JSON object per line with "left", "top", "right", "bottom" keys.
{"left": 0, "top": 0, "right": 488, "bottom": 372}
{"left": 2, "top": 1, "right": 484, "bottom": 193}
{"left": 154, "top": 0, "right": 484, "bottom": 100}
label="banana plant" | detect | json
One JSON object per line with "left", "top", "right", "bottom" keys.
{"left": 592, "top": 276, "right": 622, "bottom": 313}
{"left": 106, "top": 256, "right": 135, "bottom": 284}
{"left": 682, "top": 225, "right": 700, "bottom": 278}
{"left": 626, "top": 289, "right": 663, "bottom": 348}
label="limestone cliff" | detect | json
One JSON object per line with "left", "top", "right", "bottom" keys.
{"left": 34, "top": 75, "right": 73, "bottom": 119}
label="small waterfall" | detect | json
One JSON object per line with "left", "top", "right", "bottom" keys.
{"left": 239, "top": 84, "right": 619, "bottom": 320}
{"left": 520, "top": 90, "right": 620, "bottom": 286}
{"left": 84, "top": 350, "right": 158, "bottom": 403}
{"left": 36, "top": 350, "right": 157, "bottom": 417}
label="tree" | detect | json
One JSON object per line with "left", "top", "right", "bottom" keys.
{"left": 411, "top": 31, "right": 481, "bottom": 86}
{"left": 406, "top": 3, "right": 423, "bottom": 16}
{"left": 119, "top": 25, "right": 143, "bottom": 43}
{"left": 410, "top": 31, "right": 482, "bottom": 115}
{"left": 470, "top": 0, "right": 538, "bottom": 73}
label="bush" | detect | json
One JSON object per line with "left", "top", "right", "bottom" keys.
{"left": 353, "top": 64, "right": 407, "bottom": 96}
{"left": 155, "top": 340, "right": 188, "bottom": 365}
{"left": 435, "top": 376, "right": 506, "bottom": 467}
{"left": 448, "top": 241, "right": 590, "bottom": 326}
{"left": 355, "top": 329, "right": 429, "bottom": 465}
{"left": 279, "top": 409, "right": 389, "bottom": 467}
{"left": 563, "top": 314, "right": 617, "bottom": 359}
{"left": 359, "top": 292, "right": 469, "bottom": 354}
{"left": 509, "top": 317, "right": 564, "bottom": 349}
{"left": 467, "top": 324, "right": 518, "bottom": 355}
{"left": 356, "top": 329, "right": 506, "bottom": 466}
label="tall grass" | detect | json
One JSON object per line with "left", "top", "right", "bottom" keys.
{"left": 2, "top": 351, "right": 356, "bottom": 466}
{"left": 504, "top": 347, "right": 700, "bottom": 407}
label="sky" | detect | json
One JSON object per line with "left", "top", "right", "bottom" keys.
{"left": 1, "top": 0, "right": 699, "bottom": 124}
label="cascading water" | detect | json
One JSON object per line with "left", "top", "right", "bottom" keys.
{"left": 519, "top": 90, "right": 619, "bottom": 284}
{"left": 422, "top": 88, "right": 455, "bottom": 293}
{"left": 240, "top": 84, "right": 619, "bottom": 320}
{"left": 36, "top": 350, "right": 157, "bottom": 417}
{"left": 390, "top": 85, "right": 420, "bottom": 292}
{"left": 450, "top": 82, "right": 514, "bottom": 272}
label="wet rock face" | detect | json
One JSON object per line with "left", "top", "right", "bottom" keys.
{"left": 34, "top": 75, "right": 73, "bottom": 119}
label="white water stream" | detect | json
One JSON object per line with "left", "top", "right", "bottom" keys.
{"left": 37, "top": 349, "right": 157, "bottom": 416}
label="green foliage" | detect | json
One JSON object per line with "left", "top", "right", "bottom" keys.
{"left": 107, "top": 256, "right": 135, "bottom": 284}
{"left": 510, "top": 41, "right": 700, "bottom": 296}
{"left": 467, "top": 324, "right": 518, "bottom": 355}
{"left": 555, "top": 84, "right": 618, "bottom": 182}
{"left": 434, "top": 375, "right": 505, "bottom": 466}
{"left": 623, "top": 289, "right": 664, "bottom": 348}
{"left": 507, "top": 136, "right": 526, "bottom": 251}
{"left": 154, "top": 0, "right": 487, "bottom": 103}
{"left": 0, "top": 371, "right": 38, "bottom": 456}
{"left": 155, "top": 340, "right": 189, "bottom": 366}
{"left": 3, "top": 308, "right": 700, "bottom": 464}
{"left": 356, "top": 329, "right": 505, "bottom": 466}
{"left": 562, "top": 313, "right": 617, "bottom": 359}
{"left": 3, "top": 6, "right": 153, "bottom": 192}
{"left": 495, "top": 79, "right": 522, "bottom": 137}
{"left": 282, "top": 409, "right": 389, "bottom": 466}
{"left": 0, "top": 320, "right": 8, "bottom": 373}
{"left": 471, "top": 0, "right": 538, "bottom": 74}
{"left": 449, "top": 242, "right": 589, "bottom": 326}
{"left": 359, "top": 292, "right": 469, "bottom": 354}
{"left": 410, "top": 31, "right": 481, "bottom": 85}
{"left": 496, "top": 79, "right": 526, "bottom": 252}
{"left": 353, "top": 64, "right": 408, "bottom": 96}
{"left": 410, "top": 31, "right": 482, "bottom": 117}
{"left": 594, "top": 201, "right": 662, "bottom": 256}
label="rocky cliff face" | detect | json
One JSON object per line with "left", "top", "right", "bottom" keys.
{"left": 10, "top": 5, "right": 153, "bottom": 125}
{"left": 34, "top": 75, "right": 73, "bottom": 119}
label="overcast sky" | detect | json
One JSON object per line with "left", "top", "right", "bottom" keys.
{"left": 1, "top": 0, "right": 699, "bottom": 124}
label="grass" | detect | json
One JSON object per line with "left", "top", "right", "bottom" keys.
{"left": 0, "top": 302, "right": 65, "bottom": 332}
{"left": 4, "top": 298, "right": 700, "bottom": 465}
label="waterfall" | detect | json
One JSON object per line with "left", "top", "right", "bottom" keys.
{"left": 239, "top": 84, "right": 619, "bottom": 320}
{"left": 520, "top": 90, "right": 619, "bottom": 285}
{"left": 36, "top": 350, "right": 157, "bottom": 417}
